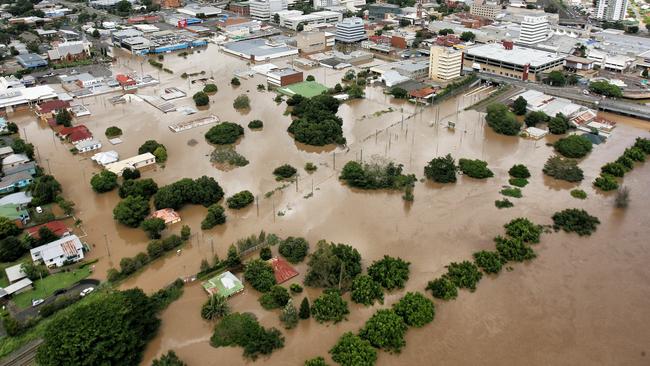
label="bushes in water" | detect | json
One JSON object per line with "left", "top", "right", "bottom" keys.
{"left": 424, "top": 154, "right": 457, "bottom": 183}
{"left": 259, "top": 285, "right": 290, "bottom": 310}
{"left": 233, "top": 95, "right": 250, "bottom": 110}
{"left": 359, "top": 309, "right": 408, "bottom": 353}
{"left": 311, "top": 290, "right": 349, "bottom": 323}
{"left": 304, "top": 241, "right": 362, "bottom": 289}
{"left": 278, "top": 236, "right": 309, "bottom": 263}
{"left": 203, "top": 84, "right": 218, "bottom": 93}
{"left": 600, "top": 162, "right": 626, "bottom": 177}
{"left": 458, "top": 158, "right": 493, "bottom": 179}
{"left": 273, "top": 164, "right": 297, "bottom": 179}
{"left": 201, "top": 204, "right": 226, "bottom": 229}
{"left": 504, "top": 217, "right": 542, "bottom": 244}
{"left": 445, "top": 261, "right": 482, "bottom": 291}
{"left": 494, "top": 235, "right": 536, "bottom": 262}
{"left": 494, "top": 198, "right": 514, "bottom": 209}
{"left": 201, "top": 294, "right": 230, "bottom": 320}
{"left": 509, "top": 178, "right": 528, "bottom": 187}
{"left": 248, "top": 120, "right": 263, "bottom": 129}
{"left": 500, "top": 187, "right": 522, "bottom": 198}
{"left": 329, "top": 332, "right": 377, "bottom": 366}
{"left": 351, "top": 275, "right": 384, "bottom": 306}
{"left": 210, "top": 147, "right": 249, "bottom": 167}
{"left": 105, "top": 126, "right": 122, "bottom": 137}
{"left": 614, "top": 186, "right": 630, "bottom": 208}
{"left": 485, "top": 103, "right": 521, "bottom": 136}
{"left": 205, "top": 122, "right": 244, "bottom": 145}
{"left": 473, "top": 250, "right": 503, "bottom": 274}
{"left": 426, "top": 276, "right": 457, "bottom": 300}
{"left": 227, "top": 190, "right": 254, "bottom": 209}
{"left": 570, "top": 189, "right": 587, "bottom": 199}
{"left": 154, "top": 176, "right": 224, "bottom": 210}
{"left": 210, "top": 312, "right": 284, "bottom": 360}
{"left": 119, "top": 179, "right": 158, "bottom": 199}
{"left": 392, "top": 292, "right": 435, "bottom": 328}
{"left": 367, "top": 255, "right": 410, "bottom": 290}
{"left": 593, "top": 174, "right": 618, "bottom": 191}
{"left": 551, "top": 208, "right": 600, "bottom": 236}
{"left": 244, "top": 259, "right": 276, "bottom": 292}
{"left": 193, "top": 91, "right": 209, "bottom": 106}
{"left": 340, "top": 160, "right": 416, "bottom": 194}
{"left": 287, "top": 94, "right": 346, "bottom": 146}
{"left": 543, "top": 155, "right": 584, "bottom": 182}
{"left": 553, "top": 135, "right": 593, "bottom": 158}
{"left": 508, "top": 164, "right": 530, "bottom": 179}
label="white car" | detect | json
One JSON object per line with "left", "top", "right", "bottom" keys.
{"left": 80, "top": 287, "right": 95, "bottom": 297}
{"left": 32, "top": 299, "right": 44, "bottom": 307}
{"left": 35, "top": 206, "right": 43, "bottom": 214}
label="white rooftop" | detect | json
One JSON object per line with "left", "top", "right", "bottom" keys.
{"left": 464, "top": 43, "right": 565, "bottom": 67}
{"left": 5, "top": 263, "right": 27, "bottom": 283}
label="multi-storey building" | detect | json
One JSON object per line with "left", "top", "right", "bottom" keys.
{"left": 595, "top": 0, "right": 628, "bottom": 21}
{"left": 335, "top": 17, "right": 366, "bottom": 43}
{"left": 518, "top": 16, "right": 549, "bottom": 45}
{"left": 429, "top": 45, "right": 463, "bottom": 81}
{"left": 249, "top": 0, "right": 287, "bottom": 21}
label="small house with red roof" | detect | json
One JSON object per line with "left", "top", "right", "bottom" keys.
{"left": 26, "top": 221, "right": 71, "bottom": 239}
{"left": 267, "top": 257, "right": 298, "bottom": 284}
{"left": 149, "top": 208, "right": 181, "bottom": 225}
{"left": 35, "top": 100, "right": 70, "bottom": 121}
{"left": 59, "top": 125, "right": 93, "bottom": 143}
{"left": 116, "top": 74, "right": 136, "bottom": 88}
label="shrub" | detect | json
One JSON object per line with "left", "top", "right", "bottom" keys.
{"left": 634, "top": 137, "right": 650, "bottom": 154}
{"left": 504, "top": 217, "right": 542, "bottom": 243}
{"left": 287, "top": 94, "right": 345, "bottom": 146}
{"left": 105, "top": 126, "right": 122, "bottom": 137}
{"left": 201, "top": 294, "right": 230, "bottom": 320}
{"left": 210, "top": 147, "right": 249, "bottom": 167}
{"left": 509, "top": 178, "right": 528, "bottom": 187}
{"left": 152, "top": 351, "right": 186, "bottom": 366}
{"left": 311, "top": 290, "right": 349, "bottom": 323}
{"left": 233, "top": 94, "right": 250, "bottom": 110}
{"left": 554, "top": 135, "right": 593, "bottom": 158}
{"left": 299, "top": 297, "right": 310, "bottom": 319}
{"left": 508, "top": 164, "right": 530, "bottom": 178}
{"left": 339, "top": 160, "right": 416, "bottom": 192}
{"left": 279, "top": 299, "right": 299, "bottom": 329}
{"left": 113, "top": 195, "right": 150, "bottom": 228}
{"left": 623, "top": 147, "right": 646, "bottom": 162}
{"left": 121, "top": 168, "right": 140, "bottom": 181}
{"left": 278, "top": 237, "right": 309, "bottom": 263}
{"left": 548, "top": 114, "right": 570, "bottom": 134}
{"left": 248, "top": 120, "right": 263, "bottom": 129}
{"left": 551, "top": 208, "right": 600, "bottom": 236}
{"left": 119, "top": 178, "right": 158, "bottom": 199}
{"left": 230, "top": 77, "right": 240, "bottom": 86}
{"left": 146, "top": 240, "right": 164, "bottom": 259}
{"left": 458, "top": 158, "right": 493, "bottom": 179}
{"left": 495, "top": 198, "right": 514, "bottom": 209}
{"left": 570, "top": 189, "right": 587, "bottom": 199}
{"left": 512, "top": 96, "right": 527, "bottom": 115}
{"left": 426, "top": 276, "right": 457, "bottom": 300}
{"left": 472, "top": 250, "right": 503, "bottom": 274}
{"left": 227, "top": 190, "right": 254, "bottom": 209}
{"left": 259, "top": 285, "right": 290, "bottom": 310}
{"left": 543, "top": 155, "right": 584, "bottom": 182}
{"left": 244, "top": 259, "right": 276, "bottom": 292}
{"left": 305, "top": 357, "right": 328, "bottom": 366}
{"left": 445, "top": 261, "right": 482, "bottom": 291}
{"left": 601, "top": 162, "right": 626, "bottom": 177}
{"left": 205, "top": 122, "right": 244, "bottom": 145}
{"left": 90, "top": 170, "right": 118, "bottom": 193}
{"left": 485, "top": 103, "right": 521, "bottom": 135}
{"left": 615, "top": 155, "right": 634, "bottom": 171}
{"left": 392, "top": 292, "right": 435, "bottom": 328}
{"left": 193, "top": 91, "right": 209, "bottom": 106}
{"left": 304, "top": 241, "right": 362, "bottom": 289}
{"left": 273, "top": 164, "right": 297, "bottom": 179}
{"left": 203, "top": 83, "right": 218, "bottom": 93}
{"left": 141, "top": 218, "right": 166, "bottom": 239}
{"left": 524, "top": 110, "right": 549, "bottom": 127}
{"left": 367, "top": 255, "right": 410, "bottom": 290}
{"left": 615, "top": 186, "right": 630, "bottom": 208}
{"left": 138, "top": 140, "right": 166, "bottom": 155}
{"left": 305, "top": 162, "right": 317, "bottom": 172}
{"left": 351, "top": 275, "right": 384, "bottom": 306}
{"left": 589, "top": 80, "right": 622, "bottom": 98}
{"left": 210, "top": 313, "right": 284, "bottom": 360}
{"left": 500, "top": 187, "right": 522, "bottom": 198}
{"left": 290, "top": 283, "right": 303, "bottom": 294}
{"left": 424, "top": 154, "right": 457, "bottom": 183}
{"left": 260, "top": 246, "right": 272, "bottom": 260}
{"left": 495, "top": 236, "right": 536, "bottom": 262}
{"left": 201, "top": 204, "right": 226, "bottom": 229}
{"left": 329, "top": 332, "right": 377, "bottom": 366}
{"left": 593, "top": 174, "right": 618, "bottom": 191}
{"left": 359, "top": 309, "right": 407, "bottom": 353}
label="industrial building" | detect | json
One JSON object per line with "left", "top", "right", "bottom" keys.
{"left": 221, "top": 38, "right": 298, "bottom": 61}
{"left": 463, "top": 41, "right": 565, "bottom": 81}
{"left": 335, "top": 17, "right": 366, "bottom": 43}
{"left": 267, "top": 68, "right": 303, "bottom": 87}
{"left": 429, "top": 45, "right": 463, "bottom": 81}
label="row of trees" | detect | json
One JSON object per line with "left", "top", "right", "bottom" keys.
{"left": 593, "top": 137, "right": 649, "bottom": 191}
{"left": 339, "top": 160, "right": 417, "bottom": 201}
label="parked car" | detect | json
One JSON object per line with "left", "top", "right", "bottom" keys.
{"left": 35, "top": 206, "right": 43, "bottom": 214}
{"left": 32, "top": 299, "right": 44, "bottom": 307}
{"left": 80, "top": 287, "right": 95, "bottom": 297}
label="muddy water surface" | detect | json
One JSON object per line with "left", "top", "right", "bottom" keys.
{"left": 10, "top": 46, "right": 650, "bottom": 365}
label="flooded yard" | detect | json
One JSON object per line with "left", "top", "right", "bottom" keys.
{"left": 9, "top": 45, "right": 650, "bottom": 365}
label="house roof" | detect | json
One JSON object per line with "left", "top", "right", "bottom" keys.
{"left": 0, "top": 203, "right": 29, "bottom": 220}
{"left": 2, "top": 153, "right": 29, "bottom": 166}
{"left": 5, "top": 263, "right": 27, "bottom": 283}
{"left": 59, "top": 125, "right": 92, "bottom": 142}
{"left": 0, "top": 146, "right": 14, "bottom": 155}
{"left": 267, "top": 257, "right": 298, "bottom": 284}
{"left": 150, "top": 208, "right": 181, "bottom": 224}
{"left": 1, "top": 278, "right": 33, "bottom": 296}
{"left": 3, "top": 161, "right": 37, "bottom": 176}
{"left": 74, "top": 138, "right": 101, "bottom": 149}
{"left": 91, "top": 150, "right": 119, "bottom": 165}
{"left": 0, "top": 192, "right": 32, "bottom": 206}
{"left": 26, "top": 221, "right": 70, "bottom": 239}
{"left": 30, "top": 234, "right": 83, "bottom": 263}
{"left": 201, "top": 271, "right": 244, "bottom": 297}
{"left": 37, "top": 99, "right": 70, "bottom": 114}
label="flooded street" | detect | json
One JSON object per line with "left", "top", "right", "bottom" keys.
{"left": 9, "top": 45, "right": 650, "bottom": 365}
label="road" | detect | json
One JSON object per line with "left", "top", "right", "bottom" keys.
{"left": 477, "top": 74, "right": 650, "bottom": 120}
{"left": 13, "top": 280, "right": 99, "bottom": 322}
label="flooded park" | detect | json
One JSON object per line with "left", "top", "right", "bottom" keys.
{"left": 9, "top": 44, "right": 650, "bottom": 365}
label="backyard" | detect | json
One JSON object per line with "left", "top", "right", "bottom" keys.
{"left": 12, "top": 266, "right": 92, "bottom": 309}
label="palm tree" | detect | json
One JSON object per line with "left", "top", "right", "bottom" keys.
{"left": 200, "top": 294, "right": 230, "bottom": 320}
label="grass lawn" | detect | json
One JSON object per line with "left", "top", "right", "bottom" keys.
{"left": 277, "top": 81, "right": 328, "bottom": 98}
{"left": 13, "top": 266, "right": 92, "bottom": 309}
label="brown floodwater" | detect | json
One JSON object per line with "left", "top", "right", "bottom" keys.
{"left": 8, "top": 45, "right": 650, "bottom": 366}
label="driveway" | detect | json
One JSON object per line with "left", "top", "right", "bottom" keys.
{"left": 13, "top": 280, "right": 99, "bottom": 322}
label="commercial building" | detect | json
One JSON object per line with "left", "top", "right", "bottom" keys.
{"left": 249, "top": 0, "right": 288, "bottom": 21}
{"left": 221, "top": 38, "right": 298, "bottom": 61}
{"left": 335, "top": 17, "right": 366, "bottom": 43}
{"left": 294, "top": 31, "right": 330, "bottom": 53}
{"left": 267, "top": 68, "right": 303, "bottom": 87}
{"left": 229, "top": 2, "right": 250, "bottom": 16}
{"left": 368, "top": 3, "right": 401, "bottom": 19}
{"left": 595, "top": 0, "right": 628, "bottom": 21}
{"left": 470, "top": 1, "right": 500, "bottom": 19}
{"left": 30, "top": 235, "right": 85, "bottom": 268}
{"left": 105, "top": 153, "right": 156, "bottom": 175}
{"left": 587, "top": 49, "right": 635, "bottom": 72}
{"left": 370, "top": 58, "right": 430, "bottom": 80}
{"left": 429, "top": 45, "right": 463, "bottom": 81}
{"left": 0, "top": 85, "right": 57, "bottom": 113}
{"left": 279, "top": 10, "right": 342, "bottom": 30}
{"left": 15, "top": 53, "right": 48, "bottom": 69}
{"left": 177, "top": 4, "right": 222, "bottom": 17}
{"left": 518, "top": 16, "right": 549, "bottom": 45}
{"left": 47, "top": 40, "right": 92, "bottom": 62}
{"left": 463, "top": 41, "right": 565, "bottom": 81}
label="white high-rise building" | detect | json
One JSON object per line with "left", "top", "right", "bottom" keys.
{"left": 518, "top": 16, "right": 549, "bottom": 45}
{"left": 335, "top": 17, "right": 366, "bottom": 43}
{"left": 249, "top": 0, "right": 288, "bottom": 21}
{"left": 595, "top": 0, "right": 628, "bottom": 21}
{"left": 429, "top": 46, "right": 462, "bottom": 81}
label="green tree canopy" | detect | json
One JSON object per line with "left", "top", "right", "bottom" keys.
{"left": 512, "top": 96, "right": 527, "bottom": 115}
{"left": 141, "top": 218, "right": 166, "bottom": 239}
{"left": 152, "top": 351, "right": 187, "bottom": 366}
{"left": 278, "top": 236, "right": 309, "bottom": 263}
{"left": 548, "top": 112, "right": 570, "bottom": 135}
{"left": 29, "top": 175, "right": 62, "bottom": 206}
{"left": 311, "top": 290, "right": 349, "bottom": 323}
{"left": 359, "top": 309, "right": 407, "bottom": 353}
{"left": 201, "top": 204, "right": 226, "bottom": 230}
{"left": 329, "top": 332, "right": 377, "bottom": 366}
{"left": 90, "top": 170, "right": 118, "bottom": 193}
{"left": 351, "top": 275, "right": 384, "bottom": 306}
{"left": 113, "top": 195, "right": 150, "bottom": 228}
{"left": 392, "top": 292, "right": 435, "bottom": 328}
{"left": 205, "top": 122, "right": 244, "bottom": 145}
{"left": 367, "top": 255, "right": 410, "bottom": 290}
{"left": 304, "top": 241, "right": 362, "bottom": 289}
{"left": 554, "top": 135, "right": 593, "bottom": 158}
{"left": 424, "top": 154, "right": 457, "bottom": 183}
{"left": 485, "top": 103, "right": 521, "bottom": 135}
{"left": 244, "top": 259, "right": 276, "bottom": 292}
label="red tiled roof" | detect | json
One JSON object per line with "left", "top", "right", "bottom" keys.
{"left": 267, "top": 257, "right": 298, "bottom": 284}
{"left": 26, "top": 221, "right": 71, "bottom": 239}
{"left": 37, "top": 100, "right": 70, "bottom": 114}
{"left": 116, "top": 74, "right": 136, "bottom": 86}
{"left": 410, "top": 87, "right": 436, "bottom": 98}
{"left": 59, "top": 125, "right": 93, "bottom": 142}
{"left": 59, "top": 124, "right": 89, "bottom": 136}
